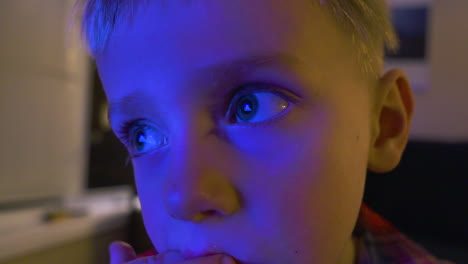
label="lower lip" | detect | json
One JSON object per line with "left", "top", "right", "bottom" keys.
{"left": 183, "top": 250, "right": 218, "bottom": 259}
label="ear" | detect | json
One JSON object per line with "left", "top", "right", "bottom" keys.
{"left": 367, "top": 69, "right": 415, "bottom": 173}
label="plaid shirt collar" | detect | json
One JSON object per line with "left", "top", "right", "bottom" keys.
{"left": 355, "top": 204, "right": 455, "bottom": 264}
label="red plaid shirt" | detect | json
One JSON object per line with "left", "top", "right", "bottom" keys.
{"left": 354, "top": 204, "right": 455, "bottom": 264}
{"left": 138, "top": 204, "right": 456, "bottom": 263}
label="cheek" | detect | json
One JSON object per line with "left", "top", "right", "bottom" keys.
{"left": 221, "top": 121, "right": 328, "bottom": 262}
{"left": 225, "top": 106, "right": 327, "bottom": 168}
{"left": 132, "top": 160, "right": 173, "bottom": 251}
{"left": 230, "top": 103, "right": 368, "bottom": 263}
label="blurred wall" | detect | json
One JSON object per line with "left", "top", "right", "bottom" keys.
{"left": 409, "top": 0, "right": 468, "bottom": 141}
{"left": 0, "top": 0, "right": 90, "bottom": 203}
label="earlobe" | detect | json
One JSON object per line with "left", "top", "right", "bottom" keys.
{"left": 367, "top": 69, "right": 415, "bottom": 173}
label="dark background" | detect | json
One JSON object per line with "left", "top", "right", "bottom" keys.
{"left": 386, "top": 7, "right": 429, "bottom": 60}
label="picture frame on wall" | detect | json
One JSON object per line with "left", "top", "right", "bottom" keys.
{"left": 385, "top": 0, "right": 431, "bottom": 93}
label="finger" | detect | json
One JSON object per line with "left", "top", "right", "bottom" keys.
{"left": 126, "top": 250, "right": 184, "bottom": 264}
{"left": 109, "top": 241, "right": 137, "bottom": 264}
{"left": 174, "top": 254, "right": 236, "bottom": 264}
{"left": 127, "top": 256, "right": 157, "bottom": 264}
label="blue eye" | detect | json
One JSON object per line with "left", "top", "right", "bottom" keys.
{"left": 122, "top": 122, "right": 168, "bottom": 156}
{"left": 232, "top": 92, "right": 289, "bottom": 123}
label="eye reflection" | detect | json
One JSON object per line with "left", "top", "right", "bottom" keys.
{"left": 120, "top": 121, "right": 168, "bottom": 156}
{"left": 232, "top": 92, "right": 289, "bottom": 123}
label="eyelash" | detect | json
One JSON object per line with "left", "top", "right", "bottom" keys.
{"left": 116, "top": 84, "right": 299, "bottom": 155}
{"left": 117, "top": 119, "right": 144, "bottom": 150}
{"left": 117, "top": 119, "right": 169, "bottom": 158}
{"left": 225, "top": 83, "right": 298, "bottom": 125}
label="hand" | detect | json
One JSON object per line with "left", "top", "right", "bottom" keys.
{"left": 109, "top": 241, "right": 236, "bottom": 264}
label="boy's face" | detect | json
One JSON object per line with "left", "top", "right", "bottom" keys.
{"left": 97, "top": 0, "right": 375, "bottom": 263}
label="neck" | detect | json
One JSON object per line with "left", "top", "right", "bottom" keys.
{"left": 336, "top": 237, "right": 357, "bottom": 264}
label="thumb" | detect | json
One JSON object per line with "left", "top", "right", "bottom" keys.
{"left": 109, "top": 241, "right": 137, "bottom": 264}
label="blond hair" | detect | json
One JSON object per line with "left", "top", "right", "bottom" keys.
{"left": 77, "top": 0, "right": 398, "bottom": 77}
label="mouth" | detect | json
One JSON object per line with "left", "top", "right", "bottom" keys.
{"left": 182, "top": 249, "right": 221, "bottom": 259}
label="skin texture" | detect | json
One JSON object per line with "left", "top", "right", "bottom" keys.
{"left": 96, "top": 0, "right": 414, "bottom": 264}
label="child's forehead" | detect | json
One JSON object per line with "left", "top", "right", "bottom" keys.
{"left": 97, "top": 0, "right": 361, "bottom": 103}
{"left": 101, "top": 0, "right": 348, "bottom": 73}
{"left": 107, "top": 0, "right": 333, "bottom": 51}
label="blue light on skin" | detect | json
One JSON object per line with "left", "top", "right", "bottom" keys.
{"left": 122, "top": 91, "right": 290, "bottom": 157}
{"left": 95, "top": 0, "right": 414, "bottom": 263}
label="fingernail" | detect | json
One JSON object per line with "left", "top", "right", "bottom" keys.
{"left": 222, "top": 255, "right": 235, "bottom": 264}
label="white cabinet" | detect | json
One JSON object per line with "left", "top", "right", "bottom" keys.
{"left": 0, "top": 0, "right": 90, "bottom": 203}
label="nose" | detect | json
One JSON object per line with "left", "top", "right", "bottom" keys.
{"left": 162, "top": 135, "right": 241, "bottom": 222}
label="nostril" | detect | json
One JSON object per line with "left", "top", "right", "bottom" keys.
{"left": 192, "top": 210, "right": 218, "bottom": 222}
{"left": 203, "top": 210, "right": 217, "bottom": 216}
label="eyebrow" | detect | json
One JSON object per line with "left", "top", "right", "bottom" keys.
{"left": 108, "top": 92, "right": 147, "bottom": 125}
{"left": 108, "top": 52, "right": 306, "bottom": 123}
{"left": 210, "top": 52, "right": 305, "bottom": 80}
